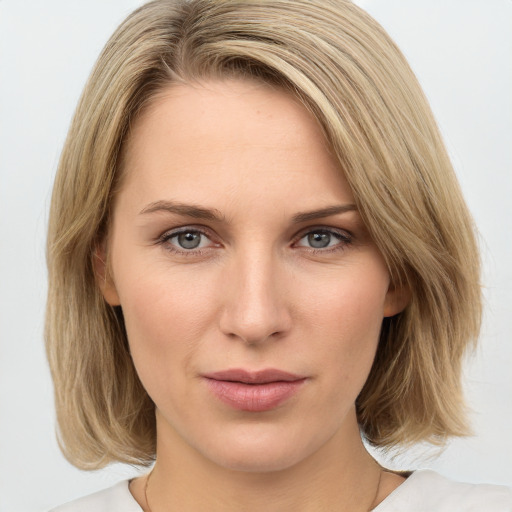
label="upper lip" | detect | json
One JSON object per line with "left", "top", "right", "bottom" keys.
{"left": 203, "top": 369, "right": 305, "bottom": 384}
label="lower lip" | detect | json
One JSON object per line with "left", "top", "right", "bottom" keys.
{"left": 205, "top": 378, "right": 306, "bottom": 412}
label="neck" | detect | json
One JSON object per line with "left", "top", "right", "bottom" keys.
{"left": 138, "top": 410, "right": 385, "bottom": 512}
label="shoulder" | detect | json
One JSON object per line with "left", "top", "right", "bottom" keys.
{"left": 49, "top": 480, "right": 142, "bottom": 512}
{"left": 375, "top": 470, "right": 512, "bottom": 512}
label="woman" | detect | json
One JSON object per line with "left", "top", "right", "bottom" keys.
{"left": 46, "top": 0, "right": 511, "bottom": 510}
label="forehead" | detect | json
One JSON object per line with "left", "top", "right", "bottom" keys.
{"left": 125, "top": 79, "right": 330, "bottom": 161}
{"left": 117, "top": 79, "right": 353, "bottom": 215}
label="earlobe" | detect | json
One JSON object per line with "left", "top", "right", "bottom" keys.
{"left": 383, "top": 284, "right": 411, "bottom": 318}
{"left": 93, "top": 244, "right": 121, "bottom": 306}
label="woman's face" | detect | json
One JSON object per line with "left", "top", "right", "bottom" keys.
{"left": 100, "top": 79, "right": 404, "bottom": 472}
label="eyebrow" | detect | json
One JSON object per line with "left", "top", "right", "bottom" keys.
{"left": 139, "top": 200, "right": 225, "bottom": 221}
{"left": 292, "top": 204, "right": 358, "bottom": 223}
{"left": 139, "top": 200, "right": 357, "bottom": 223}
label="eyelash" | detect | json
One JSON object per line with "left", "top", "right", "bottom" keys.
{"left": 157, "top": 227, "right": 215, "bottom": 257}
{"left": 156, "top": 226, "right": 353, "bottom": 256}
{"left": 294, "top": 227, "right": 353, "bottom": 254}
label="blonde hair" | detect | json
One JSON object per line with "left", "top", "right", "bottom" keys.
{"left": 46, "top": 0, "right": 481, "bottom": 469}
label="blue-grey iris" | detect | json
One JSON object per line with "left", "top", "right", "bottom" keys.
{"left": 308, "top": 232, "right": 331, "bottom": 248}
{"left": 178, "top": 232, "right": 201, "bottom": 249}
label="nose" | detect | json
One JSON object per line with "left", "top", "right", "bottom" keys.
{"left": 218, "top": 251, "right": 292, "bottom": 345}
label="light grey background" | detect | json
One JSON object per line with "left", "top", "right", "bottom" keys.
{"left": 0, "top": 1, "right": 511, "bottom": 511}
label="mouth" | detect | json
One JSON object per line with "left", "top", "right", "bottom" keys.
{"left": 202, "top": 369, "right": 307, "bottom": 412}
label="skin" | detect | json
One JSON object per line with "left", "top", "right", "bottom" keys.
{"left": 98, "top": 79, "right": 408, "bottom": 511}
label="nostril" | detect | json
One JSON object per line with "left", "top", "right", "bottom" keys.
{"left": 217, "top": 275, "right": 292, "bottom": 344}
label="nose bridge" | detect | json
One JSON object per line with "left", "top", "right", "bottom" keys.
{"left": 219, "top": 243, "right": 290, "bottom": 344}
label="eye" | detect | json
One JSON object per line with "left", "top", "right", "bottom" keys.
{"left": 295, "top": 228, "right": 351, "bottom": 250}
{"left": 161, "top": 228, "right": 214, "bottom": 251}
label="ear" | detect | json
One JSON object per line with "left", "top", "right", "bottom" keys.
{"left": 383, "top": 282, "right": 410, "bottom": 318}
{"left": 93, "top": 242, "right": 121, "bottom": 306}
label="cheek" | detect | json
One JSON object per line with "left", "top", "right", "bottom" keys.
{"left": 115, "top": 262, "right": 219, "bottom": 391}
{"left": 297, "top": 263, "right": 388, "bottom": 384}
{"left": 302, "top": 264, "right": 388, "bottom": 341}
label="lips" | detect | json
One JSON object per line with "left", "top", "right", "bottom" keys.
{"left": 203, "top": 369, "right": 307, "bottom": 412}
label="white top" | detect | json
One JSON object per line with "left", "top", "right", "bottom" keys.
{"left": 49, "top": 470, "right": 512, "bottom": 512}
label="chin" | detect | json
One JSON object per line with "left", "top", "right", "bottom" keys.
{"left": 197, "top": 424, "right": 321, "bottom": 474}
{"left": 212, "top": 447, "right": 305, "bottom": 474}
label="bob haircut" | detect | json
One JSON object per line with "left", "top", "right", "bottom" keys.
{"left": 46, "top": 0, "right": 481, "bottom": 469}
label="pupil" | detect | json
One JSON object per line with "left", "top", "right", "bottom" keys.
{"left": 178, "top": 232, "right": 201, "bottom": 249}
{"left": 308, "top": 232, "right": 330, "bottom": 248}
